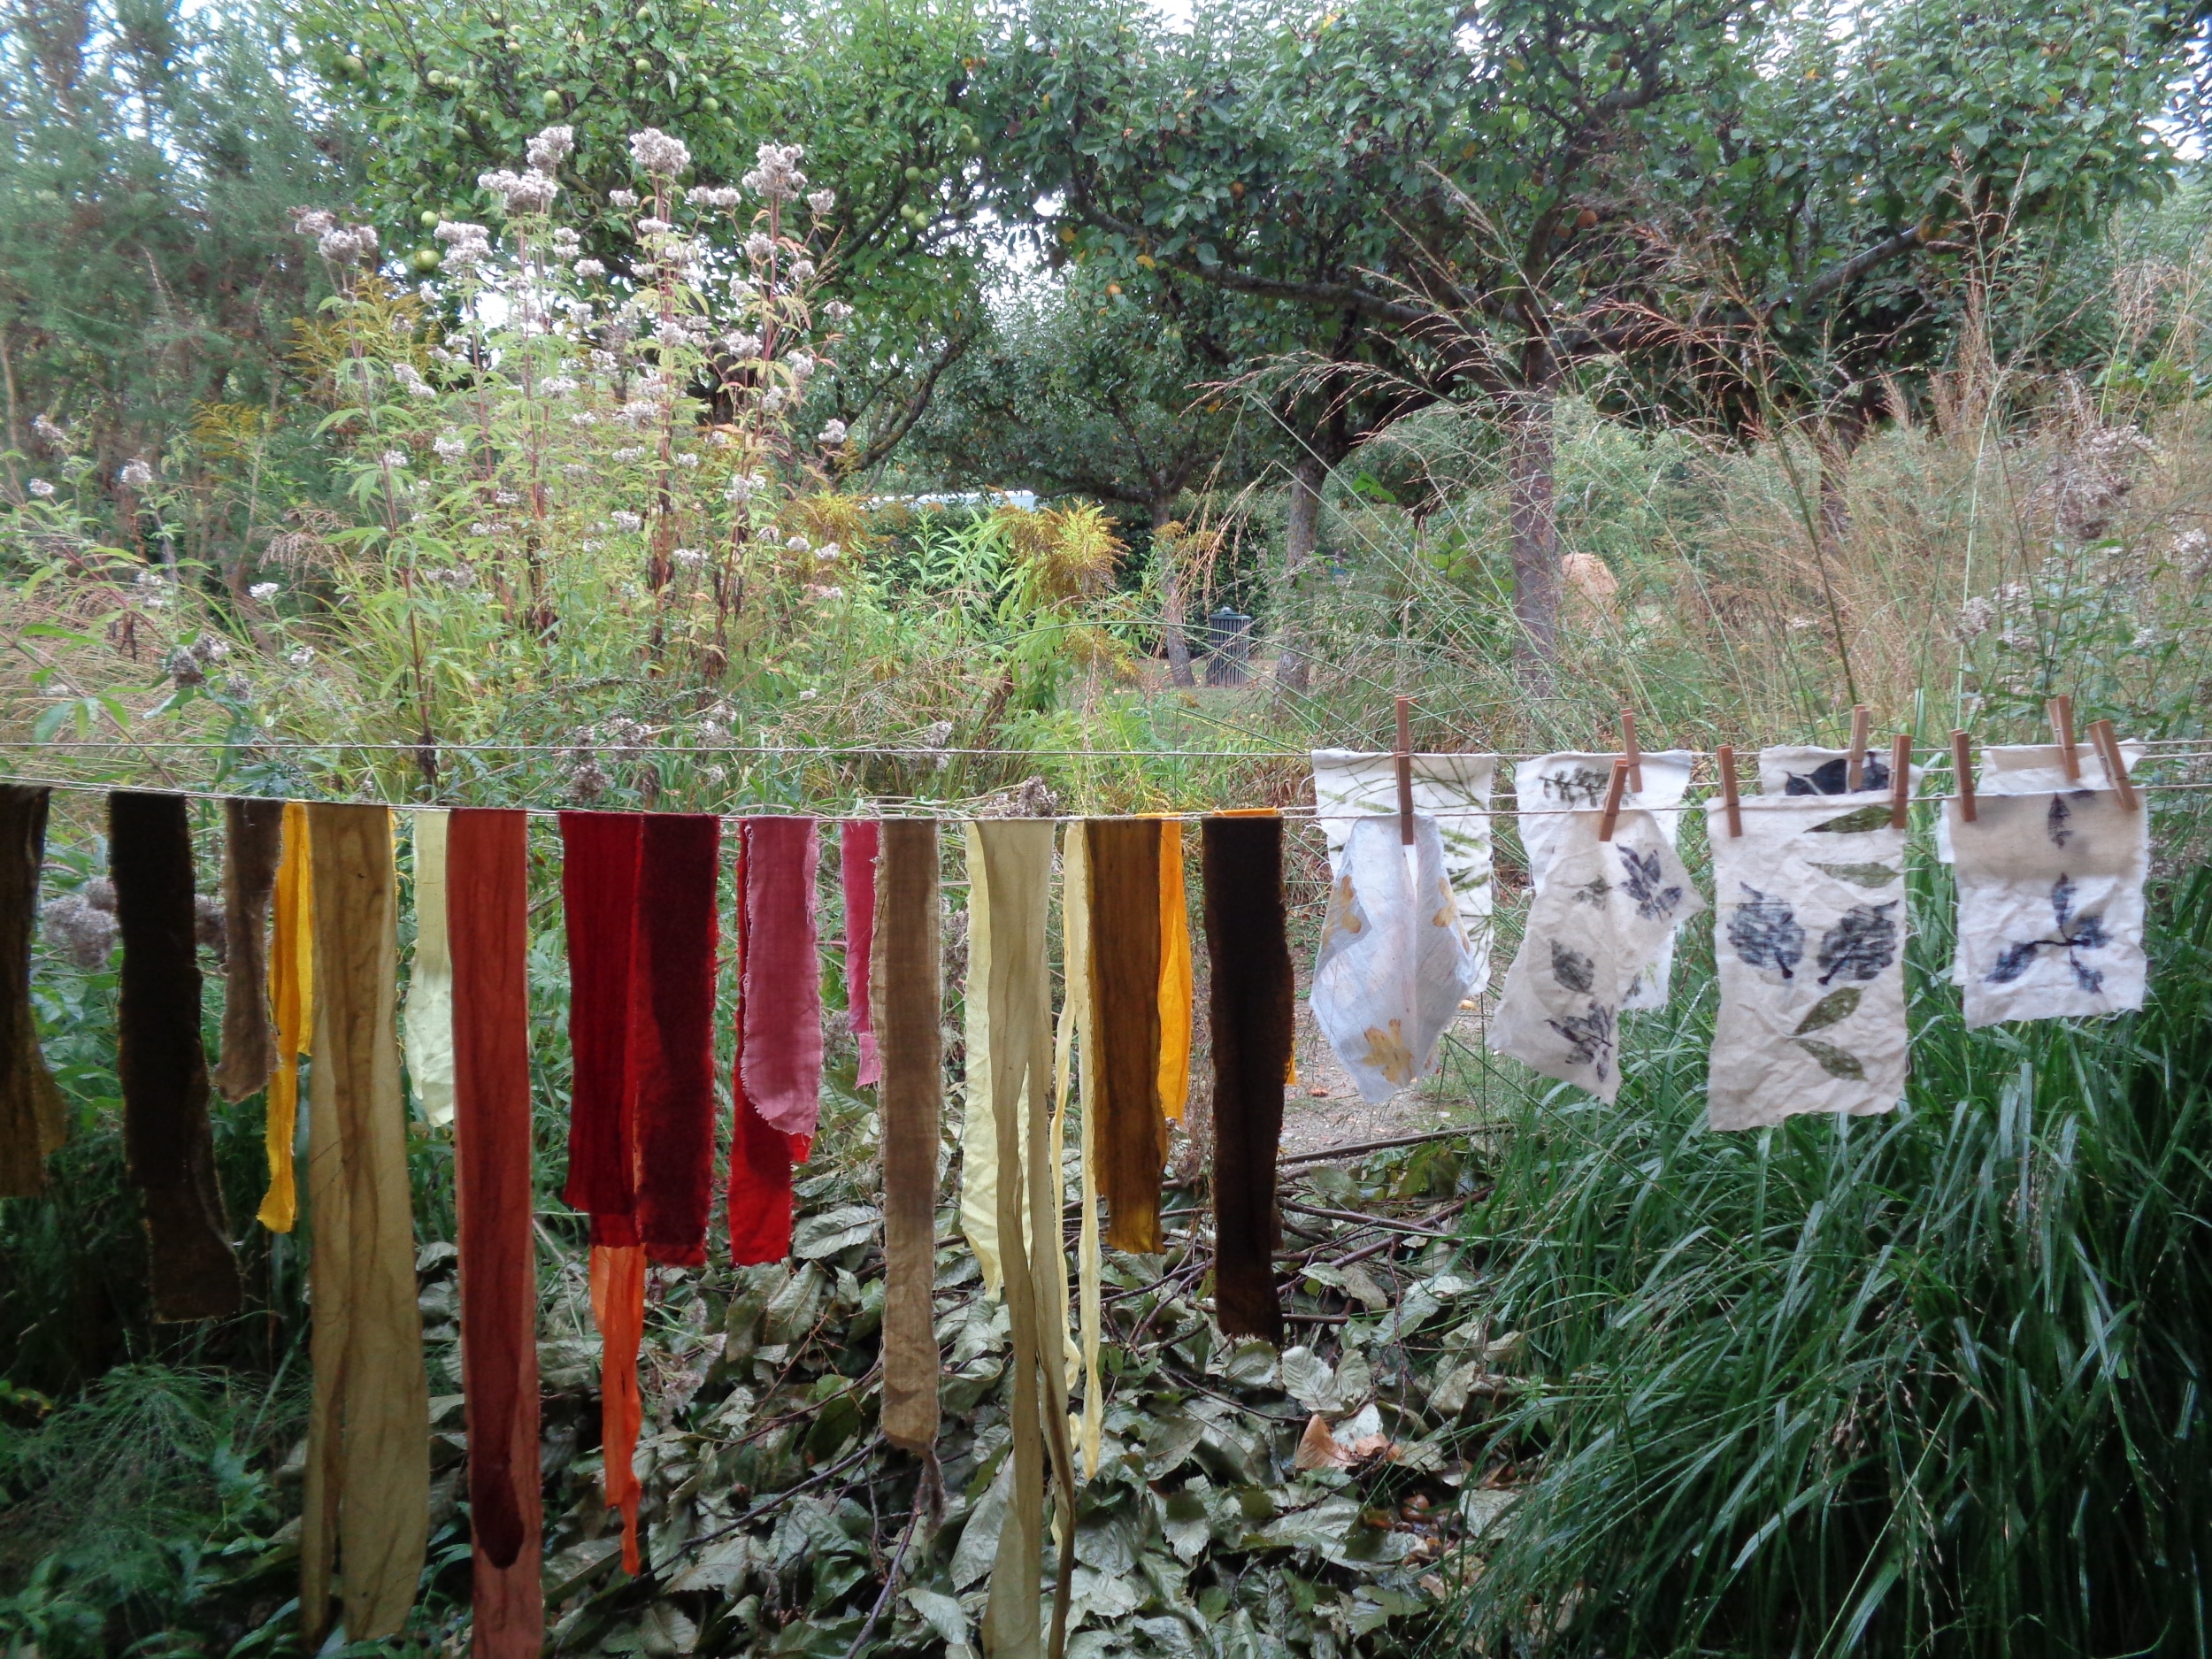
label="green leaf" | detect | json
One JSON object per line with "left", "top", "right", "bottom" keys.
{"left": 1793, "top": 987, "right": 1863, "bottom": 1034}
{"left": 1811, "top": 861, "right": 1899, "bottom": 887}
{"left": 1792, "top": 1037, "right": 1866, "bottom": 1079}
{"left": 1809, "top": 804, "right": 1893, "bottom": 834}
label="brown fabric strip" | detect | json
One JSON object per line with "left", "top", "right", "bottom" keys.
{"left": 0, "top": 787, "right": 65, "bottom": 1197}
{"left": 873, "top": 818, "right": 942, "bottom": 1454}
{"left": 300, "top": 804, "right": 430, "bottom": 1645}
{"left": 1202, "top": 816, "right": 1294, "bottom": 1343}
{"left": 110, "top": 791, "right": 241, "bottom": 1322}
{"left": 1085, "top": 819, "right": 1165, "bottom": 1254}
{"left": 212, "top": 797, "right": 285, "bottom": 1102}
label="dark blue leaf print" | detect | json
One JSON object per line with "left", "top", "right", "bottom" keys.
{"left": 1816, "top": 902, "right": 1900, "bottom": 986}
{"left": 1617, "top": 845, "right": 1686, "bottom": 921}
{"left": 2047, "top": 795, "right": 2073, "bottom": 849}
{"left": 1786, "top": 756, "right": 1891, "bottom": 795}
{"left": 1549, "top": 940, "right": 1595, "bottom": 995}
{"left": 1729, "top": 885, "right": 1805, "bottom": 979}
{"left": 1545, "top": 1003, "right": 1617, "bottom": 1081}
{"left": 1983, "top": 875, "right": 2111, "bottom": 990}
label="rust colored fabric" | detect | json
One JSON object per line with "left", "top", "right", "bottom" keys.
{"left": 211, "top": 797, "right": 284, "bottom": 1102}
{"left": 1086, "top": 818, "right": 1166, "bottom": 1255}
{"left": 1202, "top": 815, "right": 1294, "bottom": 1343}
{"left": 589, "top": 1241, "right": 646, "bottom": 1574}
{"left": 1, "top": 787, "right": 65, "bottom": 1198}
{"left": 449, "top": 809, "right": 541, "bottom": 1648}
{"left": 300, "top": 803, "right": 429, "bottom": 1644}
{"left": 634, "top": 814, "right": 720, "bottom": 1267}
{"left": 110, "top": 791, "right": 242, "bottom": 1321}
{"left": 258, "top": 801, "right": 312, "bottom": 1232}
{"left": 873, "top": 819, "right": 941, "bottom": 1452}
{"left": 739, "top": 817, "right": 824, "bottom": 1138}
{"left": 843, "top": 819, "right": 880, "bottom": 1087}
{"left": 560, "top": 811, "right": 643, "bottom": 1244}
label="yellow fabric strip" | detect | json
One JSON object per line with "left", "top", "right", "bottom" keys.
{"left": 1064, "top": 826, "right": 1103, "bottom": 1479}
{"left": 1155, "top": 817, "right": 1193, "bottom": 1123}
{"left": 258, "top": 801, "right": 313, "bottom": 1232}
{"left": 400, "top": 810, "right": 455, "bottom": 1127}
{"left": 958, "top": 824, "right": 1003, "bottom": 1299}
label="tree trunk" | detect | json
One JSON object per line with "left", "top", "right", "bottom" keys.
{"left": 1275, "top": 457, "right": 1326, "bottom": 694}
{"left": 1506, "top": 382, "right": 1560, "bottom": 683}
{"left": 1155, "top": 503, "right": 1196, "bottom": 689}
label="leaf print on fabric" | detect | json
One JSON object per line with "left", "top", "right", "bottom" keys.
{"left": 1361, "top": 1020, "right": 1416, "bottom": 1086}
{"left": 1569, "top": 876, "right": 1613, "bottom": 907}
{"left": 1792, "top": 1037, "right": 1867, "bottom": 1079}
{"left": 1729, "top": 885, "right": 1805, "bottom": 980}
{"left": 2047, "top": 794, "right": 2074, "bottom": 849}
{"left": 1785, "top": 756, "right": 1889, "bottom": 795}
{"left": 1542, "top": 766, "right": 1614, "bottom": 808}
{"left": 1810, "top": 861, "right": 1899, "bottom": 888}
{"left": 1809, "top": 803, "right": 1895, "bottom": 835}
{"left": 1617, "top": 845, "right": 1686, "bottom": 921}
{"left": 1793, "top": 987, "right": 1863, "bottom": 1033}
{"left": 1549, "top": 941, "right": 1595, "bottom": 995}
{"left": 1543, "top": 1004, "right": 1617, "bottom": 1081}
{"left": 1985, "top": 874, "right": 2109, "bottom": 991}
{"left": 1816, "top": 903, "right": 1900, "bottom": 986}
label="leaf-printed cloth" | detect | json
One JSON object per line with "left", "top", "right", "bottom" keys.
{"left": 1947, "top": 789, "right": 2148, "bottom": 1027}
{"left": 1514, "top": 750, "right": 1695, "bottom": 1010}
{"left": 1488, "top": 810, "right": 1702, "bottom": 1103}
{"left": 1706, "top": 797, "right": 1909, "bottom": 1130}
{"left": 1757, "top": 744, "right": 1924, "bottom": 799}
{"left": 1310, "top": 814, "right": 1479, "bottom": 1106}
{"left": 1311, "top": 750, "right": 1495, "bottom": 994}
{"left": 1934, "top": 741, "right": 2145, "bottom": 864}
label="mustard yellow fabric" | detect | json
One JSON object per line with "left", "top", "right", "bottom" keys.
{"left": 257, "top": 801, "right": 312, "bottom": 1232}
{"left": 1155, "top": 818, "right": 1193, "bottom": 1123}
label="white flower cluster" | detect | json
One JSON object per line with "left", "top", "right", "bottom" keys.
{"left": 818, "top": 419, "right": 849, "bottom": 446}
{"left": 164, "top": 634, "right": 231, "bottom": 688}
{"left": 422, "top": 566, "right": 478, "bottom": 588}
{"left": 743, "top": 231, "right": 776, "bottom": 265}
{"left": 539, "top": 375, "right": 580, "bottom": 396}
{"left": 551, "top": 227, "right": 583, "bottom": 257}
{"left": 692, "top": 186, "right": 743, "bottom": 211}
{"left": 296, "top": 209, "right": 380, "bottom": 265}
{"left": 391, "top": 362, "right": 437, "bottom": 399}
{"left": 808, "top": 188, "right": 836, "bottom": 216}
{"left": 32, "top": 414, "right": 66, "bottom": 449}
{"left": 824, "top": 301, "right": 855, "bottom": 325}
{"left": 742, "top": 141, "right": 807, "bottom": 202}
{"left": 119, "top": 458, "right": 153, "bottom": 488}
{"left": 789, "top": 258, "right": 817, "bottom": 283}
{"left": 574, "top": 258, "right": 606, "bottom": 280}
{"left": 726, "top": 472, "right": 765, "bottom": 501}
{"left": 480, "top": 167, "right": 559, "bottom": 215}
{"left": 248, "top": 580, "right": 280, "bottom": 601}
{"left": 134, "top": 570, "right": 173, "bottom": 608}
{"left": 786, "top": 349, "right": 815, "bottom": 380}
{"left": 672, "top": 548, "right": 707, "bottom": 567}
{"left": 612, "top": 446, "right": 648, "bottom": 464}
{"left": 42, "top": 888, "right": 118, "bottom": 971}
{"left": 27, "top": 478, "right": 56, "bottom": 498}
{"left": 379, "top": 449, "right": 407, "bottom": 470}
{"left": 629, "top": 127, "right": 691, "bottom": 177}
{"left": 610, "top": 188, "right": 639, "bottom": 209}
{"left": 433, "top": 430, "right": 467, "bottom": 460}
{"left": 435, "top": 219, "right": 494, "bottom": 269}
{"left": 611, "top": 511, "right": 644, "bottom": 532}
{"left": 1954, "top": 595, "right": 1995, "bottom": 641}
{"left": 635, "top": 216, "right": 673, "bottom": 237}
{"left": 526, "top": 124, "right": 575, "bottom": 171}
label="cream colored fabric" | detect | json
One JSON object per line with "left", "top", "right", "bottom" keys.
{"left": 401, "top": 810, "right": 455, "bottom": 1127}
{"left": 1706, "top": 796, "right": 1908, "bottom": 1130}
{"left": 257, "top": 801, "right": 313, "bottom": 1233}
{"left": 299, "top": 804, "right": 430, "bottom": 1643}
{"left": 1490, "top": 810, "right": 1701, "bottom": 1102}
{"left": 1514, "top": 751, "right": 1695, "bottom": 1010}
{"left": 1757, "top": 744, "right": 1924, "bottom": 799}
{"left": 960, "top": 825, "right": 1004, "bottom": 1297}
{"left": 1059, "top": 825, "right": 1103, "bottom": 1476}
{"left": 1311, "top": 750, "right": 1496, "bottom": 994}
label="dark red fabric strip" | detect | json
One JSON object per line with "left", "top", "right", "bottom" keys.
{"left": 632, "top": 814, "right": 720, "bottom": 1268}
{"left": 559, "top": 811, "right": 642, "bottom": 1237}
{"left": 842, "top": 819, "right": 880, "bottom": 1087}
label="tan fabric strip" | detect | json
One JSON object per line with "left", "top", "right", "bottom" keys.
{"left": 212, "top": 796, "right": 284, "bottom": 1102}
{"left": 958, "top": 824, "right": 1003, "bottom": 1297}
{"left": 1061, "top": 825, "right": 1103, "bottom": 1477}
{"left": 0, "top": 787, "right": 64, "bottom": 1197}
{"left": 401, "top": 809, "right": 455, "bottom": 1127}
{"left": 1086, "top": 819, "right": 1165, "bottom": 1253}
{"left": 875, "top": 818, "right": 942, "bottom": 1454}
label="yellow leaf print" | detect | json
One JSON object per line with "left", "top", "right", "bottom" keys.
{"left": 1325, "top": 873, "right": 1364, "bottom": 943}
{"left": 1432, "top": 876, "right": 1455, "bottom": 928}
{"left": 1362, "top": 1018, "right": 1415, "bottom": 1084}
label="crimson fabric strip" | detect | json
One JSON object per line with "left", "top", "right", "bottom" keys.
{"left": 728, "top": 818, "right": 818, "bottom": 1263}
{"left": 560, "top": 810, "right": 643, "bottom": 1245}
{"left": 633, "top": 814, "right": 720, "bottom": 1267}
{"left": 740, "top": 817, "right": 824, "bottom": 1138}
{"left": 842, "top": 819, "right": 881, "bottom": 1087}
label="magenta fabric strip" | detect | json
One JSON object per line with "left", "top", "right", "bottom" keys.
{"left": 738, "top": 818, "right": 824, "bottom": 1139}
{"left": 841, "top": 820, "right": 880, "bottom": 1087}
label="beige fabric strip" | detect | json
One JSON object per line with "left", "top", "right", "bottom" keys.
{"left": 958, "top": 824, "right": 1003, "bottom": 1298}
{"left": 875, "top": 819, "right": 942, "bottom": 1454}
{"left": 1061, "top": 824, "right": 1103, "bottom": 1477}
{"left": 401, "top": 809, "right": 456, "bottom": 1127}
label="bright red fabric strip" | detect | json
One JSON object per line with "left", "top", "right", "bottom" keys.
{"left": 738, "top": 817, "right": 824, "bottom": 1138}
{"left": 447, "top": 809, "right": 542, "bottom": 1651}
{"left": 633, "top": 814, "right": 720, "bottom": 1268}
{"left": 588, "top": 1242, "right": 645, "bottom": 1574}
{"left": 841, "top": 819, "right": 880, "bottom": 1087}
{"left": 560, "top": 811, "right": 642, "bottom": 1238}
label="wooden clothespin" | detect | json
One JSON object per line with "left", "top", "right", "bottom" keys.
{"left": 1846, "top": 705, "right": 1870, "bottom": 791}
{"left": 1716, "top": 744, "right": 1742, "bottom": 839}
{"left": 1394, "top": 695, "right": 1415, "bottom": 846}
{"left": 2047, "top": 695, "right": 2081, "bottom": 783}
{"left": 2090, "top": 718, "right": 2139, "bottom": 812}
{"left": 1889, "top": 733, "right": 1911, "bottom": 829}
{"left": 1597, "top": 756, "right": 1629, "bottom": 843}
{"left": 1951, "top": 729, "right": 1977, "bottom": 823}
{"left": 1619, "top": 709, "right": 1643, "bottom": 794}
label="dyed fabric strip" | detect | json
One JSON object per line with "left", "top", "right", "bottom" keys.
{"left": 1086, "top": 818, "right": 1165, "bottom": 1255}
{"left": 1060, "top": 825, "right": 1103, "bottom": 1477}
{"left": 560, "top": 811, "right": 644, "bottom": 1240}
{"left": 111, "top": 791, "right": 241, "bottom": 1322}
{"left": 634, "top": 814, "right": 720, "bottom": 1267}
{"left": 401, "top": 810, "right": 456, "bottom": 1127}
{"left": 259, "top": 801, "right": 313, "bottom": 1232}
{"left": 448, "top": 810, "right": 542, "bottom": 1651}
{"left": 589, "top": 1242, "right": 646, "bottom": 1572}
{"left": 873, "top": 818, "right": 941, "bottom": 1453}
{"left": 1203, "top": 815, "right": 1294, "bottom": 1344}
{"left": 0, "top": 787, "right": 65, "bottom": 1198}
{"left": 843, "top": 819, "right": 881, "bottom": 1087}
{"left": 740, "top": 817, "right": 824, "bottom": 1139}
{"left": 1156, "top": 818, "right": 1193, "bottom": 1123}
{"left": 957, "top": 824, "right": 1005, "bottom": 1295}
{"left": 212, "top": 797, "right": 285, "bottom": 1102}
{"left": 300, "top": 803, "right": 429, "bottom": 1644}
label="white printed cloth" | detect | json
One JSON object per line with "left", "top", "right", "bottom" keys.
{"left": 1947, "top": 789, "right": 2148, "bottom": 1027}
{"left": 1489, "top": 809, "right": 1702, "bottom": 1103}
{"left": 1706, "top": 796, "right": 1909, "bottom": 1130}
{"left": 1515, "top": 750, "right": 1695, "bottom": 1010}
{"left": 1935, "top": 741, "right": 2145, "bottom": 864}
{"left": 1311, "top": 750, "right": 1495, "bottom": 994}
{"left": 1758, "top": 743, "right": 1924, "bottom": 799}
{"left": 1310, "top": 814, "right": 1479, "bottom": 1105}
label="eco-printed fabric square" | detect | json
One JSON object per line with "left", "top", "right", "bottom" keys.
{"left": 1757, "top": 744, "right": 1919, "bottom": 798}
{"left": 1310, "top": 814, "right": 1479, "bottom": 1106}
{"left": 1947, "top": 790, "right": 2148, "bottom": 1027}
{"left": 1310, "top": 751, "right": 1496, "bottom": 993}
{"left": 1490, "top": 810, "right": 1702, "bottom": 1104}
{"left": 1705, "top": 796, "right": 1909, "bottom": 1130}
{"left": 1514, "top": 751, "right": 1695, "bottom": 1010}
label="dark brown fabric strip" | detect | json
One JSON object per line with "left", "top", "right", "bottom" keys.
{"left": 111, "top": 791, "right": 241, "bottom": 1322}
{"left": 0, "top": 786, "right": 65, "bottom": 1197}
{"left": 1202, "top": 816, "right": 1294, "bottom": 1342}
{"left": 1087, "top": 818, "right": 1165, "bottom": 1255}
{"left": 873, "top": 818, "right": 941, "bottom": 1453}
{"left": 212, "top": 797, "right": 286, "bottom": 1102}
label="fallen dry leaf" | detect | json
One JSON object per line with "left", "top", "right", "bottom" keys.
{"left": 1294, "top": 1412, "right": 1356, "bottom": 1471}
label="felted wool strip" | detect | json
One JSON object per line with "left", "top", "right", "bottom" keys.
{"left": 559, "top": 810, "right": 643, "bottom": 1240}
{"left": 400, "top": 810, "right": 455, "bottom": 1127}
{"left": 633, "top": 814, "right": 720, "bottom": 1267}
{"left": 211, "top": 796, "right": 284, "bottom": 1102}
{"left": 110, "top": 791, "right": 242, "bottom": 1322}
{"left": 588, "top": 1241, "right": 646, "bottom": 1573}
{"left": 739, "top": 817, "right": 824, "bottom": 1139}
{"left": 873, "top": 818, "right": 941, "bottom": 1453}
{"left": 447, "top": 810, "right": 542, "bottom": 1650}
{"left": 258, "top": 800, "right": 312, "bottom": 1232}
{"left": 1156, "top": 818, "right": 1193, "bottom": 1123}
{"left": 0, "top": 787, "right": 65, "bottom": 1197}
{"left": 843, "top": 818, "right": 881, "bottom": 1087}
{"left": 1202, "top": 815, "right": 1294, "bottom": 1343}
{"left": 1705, "top": 796, "right": 1908, "bottom": 1130}
{"left": 1086, "top": 818, "right": 1165, "bottom": 1255}
{"left": 299, "top": 804, "right": 429, "bottom": 1645}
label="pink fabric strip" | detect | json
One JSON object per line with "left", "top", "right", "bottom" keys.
{"left": 842, "top": 820, "right": 880, "bottom": 1087}
{"left": 738, "top": 818, "right": 824, "bottom": 1139}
